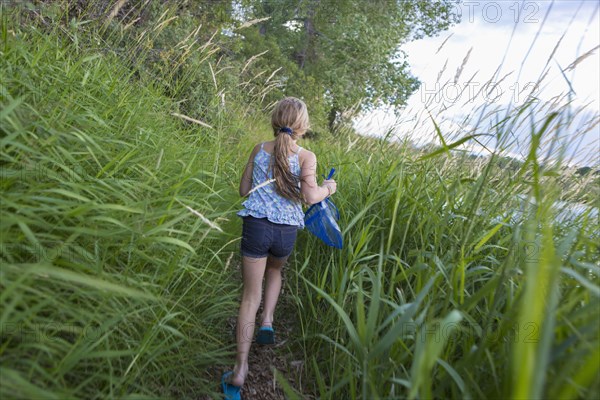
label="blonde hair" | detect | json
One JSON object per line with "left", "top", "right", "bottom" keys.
{"left": 270, "top": 97, "right": 310, "bottom": 202}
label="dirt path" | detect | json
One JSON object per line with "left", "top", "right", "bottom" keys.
{"left": 205, "top": 262, "right": 312, "bottom": 399}
{"left": 238, "top": 266, "right": 310, "bottom": 400}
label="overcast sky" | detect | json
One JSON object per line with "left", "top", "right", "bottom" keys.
{"left": 355, "top": 0, "right": 600, "bottom": 166}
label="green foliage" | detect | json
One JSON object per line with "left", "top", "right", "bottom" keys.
{"left": 244, "top": 0, "right": 460, "bottom": 126}
{"left": 289, "top": 131, "right": 599, "bottom": 399}
{"left": 1, "top": 2, "right": 598, "bottom": 400}
{"left": 0, "top": 6, "right": 252, "bottom": 398}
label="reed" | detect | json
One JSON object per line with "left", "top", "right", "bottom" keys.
{"left": 1, "top": 2, "right": 598, "bottom": 399}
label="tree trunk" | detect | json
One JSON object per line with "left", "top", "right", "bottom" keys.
{"left": 299, "top": 0, "right": 319, "bottom": 69}
{"left": 328, "top": 107, "right": 339, "bottom": 134}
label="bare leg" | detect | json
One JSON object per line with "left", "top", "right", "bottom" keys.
{"left": 260, "top": 255, "right": 287, "bottom": 327}
{"left": 230, "top": 256, "right": 267, "bottom": 387}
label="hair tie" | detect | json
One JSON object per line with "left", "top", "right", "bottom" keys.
{"left": 279, "top": 127, "right": 293, "bottom": 136}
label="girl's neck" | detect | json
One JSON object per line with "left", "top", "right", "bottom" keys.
{"left": 269, "top": 139, "right": 297, "bottom": 145}
{"left": 264, "top": 140, "right": 299, "bottom": 154}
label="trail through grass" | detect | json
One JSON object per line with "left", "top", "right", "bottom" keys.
{"left": 1, "top": 3, "right": 598, "bottom": 399}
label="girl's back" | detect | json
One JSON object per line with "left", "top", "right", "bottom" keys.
{"left": 237, "top": 141, "right": 305, "bottom": 227}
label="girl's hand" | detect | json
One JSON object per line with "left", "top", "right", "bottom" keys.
{"left": 322, "top": 179, "right": 337, "bottom": 196}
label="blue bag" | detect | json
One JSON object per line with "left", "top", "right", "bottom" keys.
{"left": 304, "top": 168, "right": 343, "bottom": 249}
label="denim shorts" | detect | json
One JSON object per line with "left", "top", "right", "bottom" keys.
{"left": 240, "top": 216, "right": 298, "bottom": 259}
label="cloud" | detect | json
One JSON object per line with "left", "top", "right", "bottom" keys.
{"left": 353, "top": 0, "right": 598, "bottom": 165}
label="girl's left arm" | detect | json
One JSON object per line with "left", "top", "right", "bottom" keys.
{"left": 239, "top": 144, "right": 261, "bottom": 197}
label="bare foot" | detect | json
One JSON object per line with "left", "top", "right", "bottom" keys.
{"left": 228, "top": 362, "right": 247, "bottom": 387}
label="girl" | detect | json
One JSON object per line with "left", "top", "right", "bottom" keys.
{"left": 222, "top": 97, "right": 337, "bottom": 399}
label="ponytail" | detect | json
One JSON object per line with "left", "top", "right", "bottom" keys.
{"left": 270, "top": 97, "right": 310, "bottom": 202}
{"left": 272, "top": 127, "right": 302, "bottom": 201}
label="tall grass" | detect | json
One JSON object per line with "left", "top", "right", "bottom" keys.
{"left": 1, "top": 2, "right": 598, "bottom": 400}
{"left": 288, "top": 117, "right": 598, "bottom": 398}
{"left": 285, "top": 70, "right": 599, "bottom": 400}
{"left": 0, "top": 5, "right": 260, "bottom": 398}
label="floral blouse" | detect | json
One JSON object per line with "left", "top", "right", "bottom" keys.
{"left": 237, "top": 143, "right": 304, "bottom": 228}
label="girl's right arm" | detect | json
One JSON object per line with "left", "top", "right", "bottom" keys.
{"left": 239, "top": 143, "right": 261, "bottom": 197}
{"left": 300, "top": 151, "right": 337, "bottom": 205}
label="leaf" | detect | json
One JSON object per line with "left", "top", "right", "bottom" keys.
{"left": 273, "top": 369, "right": 301, "bottom": 400}
{"left": 369, "top": 274, "right": 438, "bottom": 360}
{"left": 13, "top": 264, "right": 155, "bottom": 299}
{"left": 437, "top": 358, "right": 467, "bottom": 395}
{"left": 418, "top": 135, "right": 483, "bottom": 161}
{"left": 560, "top": 268, "right": 600, "bottom": 297}
{"left": 141, "top": 236, "right": 196, "bottom": 254}
{"left": 474, "top": 219, "right": 508, "bottom": 251}
{"left": 304, "top": 279, "right": 362, "bottom": 352}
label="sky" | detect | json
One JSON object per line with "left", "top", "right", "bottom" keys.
{"left": 354, "top": 0, "right": 600, "bottom": 166}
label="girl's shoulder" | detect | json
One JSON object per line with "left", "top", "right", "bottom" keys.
{"left": 244, "top": 142, "right": 265, "bottom": 163}
{"left": 298, "top": 148, "right": 316, "bottom": 167}
{"left": 260, "top": 140, "right": 275, "bottom": 152}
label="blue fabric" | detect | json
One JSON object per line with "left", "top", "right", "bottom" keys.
{"left": 279, "top": 127, "right": 293, "bottom": 135}
{"left": 304, "top": 197, "right": 343, "bottom": 248}
{"left": 237, "top": 143, "right": 304, "bottom": 228}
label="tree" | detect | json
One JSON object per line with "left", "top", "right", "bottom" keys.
{"left": 240, "top": 0, "right": 460, "bottom": 131}
{"left": 576, "top": 166, "right": 592, "bottom": 176}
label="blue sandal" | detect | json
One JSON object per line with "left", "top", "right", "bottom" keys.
{"left": 221, "top": 371, "right": 241, "bottom": 400}
{"left": 256, "top": 326, "right": 275, "bottom": 345}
